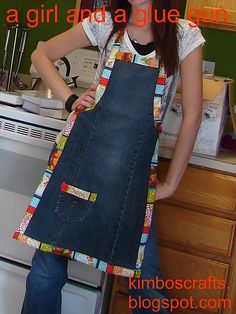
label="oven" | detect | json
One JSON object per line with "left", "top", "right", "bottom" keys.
{"left": 0, "top": 104, "right": 113, "bottom": 314}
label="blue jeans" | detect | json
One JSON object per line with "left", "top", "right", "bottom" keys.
{"left": 21, "top": 217, "right": 170, "bottom": 314}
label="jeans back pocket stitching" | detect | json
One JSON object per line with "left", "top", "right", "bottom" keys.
{"left": 55, "top": 182, "right": 97, "bottom": 222}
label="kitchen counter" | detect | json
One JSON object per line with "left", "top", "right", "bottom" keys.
{"left": 1, "top": 103, "right": 235, "bottom": 174}
{"left": 159, "top": 146, "right": 236, "bottom": 174}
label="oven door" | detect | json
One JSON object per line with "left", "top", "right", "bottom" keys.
{"left": 0, "top": 130, "right": 104, "bottom": 288}
{"left": 0, "top": 259, "right": 102, "bottom": 314}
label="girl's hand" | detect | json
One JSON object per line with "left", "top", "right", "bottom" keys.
{"left": 71, "top": 83, "right": 97, "bottom": 111}
{"left": 155, "top": 181, "right": 177, "bottom": 201}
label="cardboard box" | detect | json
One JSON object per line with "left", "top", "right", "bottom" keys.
{"left": 159, "top": 76, "right": 235, "bottom": 156}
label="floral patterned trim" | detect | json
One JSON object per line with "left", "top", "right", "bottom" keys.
{"left": 60, "top": 182, "right": 97, "bottom": 203}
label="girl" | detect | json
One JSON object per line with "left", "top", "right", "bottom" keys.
{"left": 17, "top": 0, "right": 205, "bottom": 313}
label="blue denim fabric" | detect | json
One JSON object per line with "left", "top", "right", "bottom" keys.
{"left": 24, "top": 59, "right": 160, "bottom": 269}
{"left": 21, "top": 217, "right": 170, "bottom": 314}
{"left": 21, "top": 250, "right": 68, "bottom": 314}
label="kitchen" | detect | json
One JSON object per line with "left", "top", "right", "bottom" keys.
{"left": 0, "top": 0, "right": 236, "bottom": 313}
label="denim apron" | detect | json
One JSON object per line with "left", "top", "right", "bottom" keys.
{"left": 14, "top": 29, "right": 167, "bottom": 278}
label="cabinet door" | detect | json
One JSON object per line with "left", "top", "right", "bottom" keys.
{"left": 157, "top": 160, "right": 236, "bottom": 215}
{"left": 159, "top": 246, "right": 230, "bottom": 314}
{"left": 185, "top": 0, "right": 236, "bottom": 31}
{"left": 156, "top": 203, "right": 235, "bottom": 256}
{"left": 111, "top": 293, "right": 132, "bottom": 314}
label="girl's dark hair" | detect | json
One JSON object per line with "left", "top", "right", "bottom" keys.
{"left": 104, "top": 0, "right": 179, "bottom": 76}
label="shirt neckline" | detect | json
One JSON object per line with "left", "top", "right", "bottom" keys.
{"left": 123, "top": 30, "right": 156, "bottom": 58}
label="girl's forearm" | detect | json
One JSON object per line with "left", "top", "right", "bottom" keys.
{"left": 163, "top": 115, "right": 202, "bottom": 189}
{"left": 31, "top": 50, "right": 73, "bottom": 103}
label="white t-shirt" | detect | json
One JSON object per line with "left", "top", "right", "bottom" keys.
{"left": 81, "top": 11, "right": 206, "bottom": 118}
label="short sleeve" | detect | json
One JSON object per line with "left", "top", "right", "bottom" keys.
{"left": 81, "top": 11, "right": 113, "bottom": 48}
{"left": 178, "top": 19, "right": 206, "bottom": 62}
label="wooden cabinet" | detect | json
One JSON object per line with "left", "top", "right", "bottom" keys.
{"left": 157, "top": 203, "right": 235, "bottom": 257}
{"left": 108, "top": 158, "right": 236, "bottom": 314}
{"left": 185, "top": 0, "right": 236, "bottom": 32}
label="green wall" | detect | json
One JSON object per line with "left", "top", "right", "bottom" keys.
{"left": 180, "top": 0, "right": 236, "bottom": 98}
{"left": 0, "top": 0, "right": 76, "bottom": 75}
{"left": 202, "top": 27, "right": 236, "bottom": 91}
{"left": 0, "top": 0, "right": 235, "bottom": 99}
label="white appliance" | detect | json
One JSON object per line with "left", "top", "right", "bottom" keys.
{"left": 30, "top": 43, "right": 99, "bottom": 89}
{"left": 0, "top": 48, "right": 113, "bottom": 314}
{"left": 0, "top": 260, "right": 101, "bottom": 314}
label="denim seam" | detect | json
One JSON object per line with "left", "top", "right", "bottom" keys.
{"left": 109, "top": 113, "right": 153, "bottom": 264}
{"left": 71, "top": 100, "right": 103, "bottom": 185}
{"left": 71, "top": 62, "right": 120, "bottom": 185}
{"left": 50, "top": 218, "right": 63, "bottom": 244}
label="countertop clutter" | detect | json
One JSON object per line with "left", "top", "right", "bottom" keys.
{"left": 158, "top": 74, "right": 236, "bottom": 175}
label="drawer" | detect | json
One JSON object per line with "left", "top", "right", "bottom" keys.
{"left": 155, "top": 203, "right": 235, "bottom": 256}
{"left": 159, "top": 247, "right": 229, "bottom": 314}
{"left": 110, "top": 290, "right": 185, "bottom": 314}
{"left": 157, "top": 160, "right": 236, "bottom": 214}
{"left": 111, "top": 248, "right": 229, "bottom": 314}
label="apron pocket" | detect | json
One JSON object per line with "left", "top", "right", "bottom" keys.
{"left": 55, "top": 182, "right": 97, "bottom": 222}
